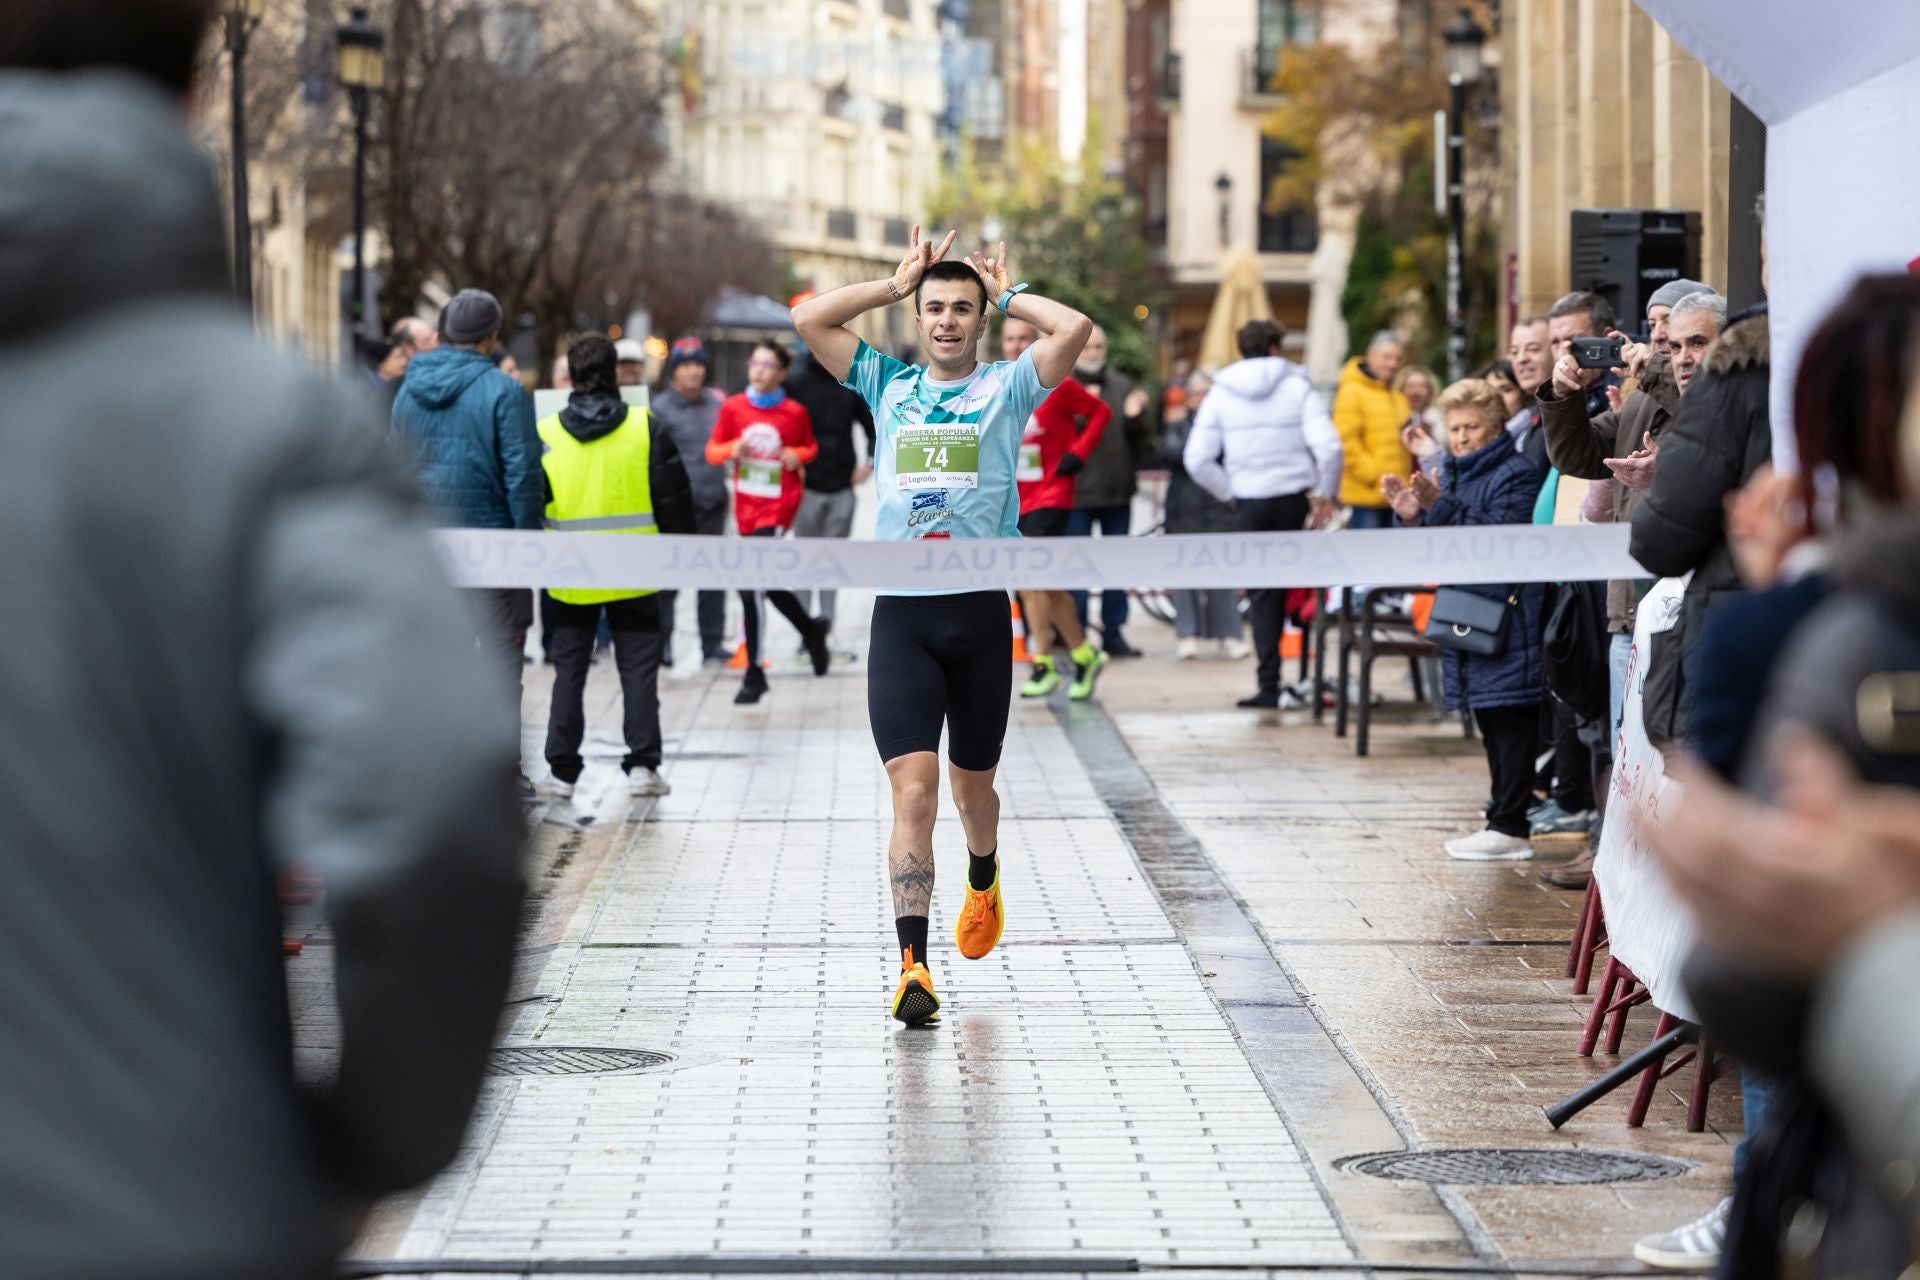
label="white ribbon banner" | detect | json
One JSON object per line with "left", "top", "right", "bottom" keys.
{"left": 434, "top": 524, "right": 1644, "bottom": 591}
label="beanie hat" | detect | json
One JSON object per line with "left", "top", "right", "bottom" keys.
{"left": 439, "top": 288, "right": 504, "bottom": 344}
{"left": 1647, "top": 278, "right": 1713, "bottom": 313}
{"left": 665, "top": 336, "right": 710, "bottom": 373}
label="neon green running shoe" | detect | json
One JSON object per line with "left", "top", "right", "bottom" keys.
{"left": 1020, "top": 661, "right": 1063, "bottom": 698}
{"left": 1068, "top": 649, "right": 1109, "bottom": 702}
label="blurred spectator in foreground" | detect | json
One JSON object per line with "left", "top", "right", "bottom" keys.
{"left": 390, "top": 287, "right": 544, "bottom": 793}
{"left": 1332, "top": 331, "right": 1410, "bottom": 528}
{"left": 1158, "top": 371, "right": 1248, "bottom": 660}
{"left": 0, "top": 5, "right": 526, "bottom": 1275}
{"left": 1383, "top": 379, "right": 1546, "bottom": 860}
{"left": 1633, "top": 272, "right": 1920, "bottom": 1276}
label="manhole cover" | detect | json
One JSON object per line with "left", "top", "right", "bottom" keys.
{"left": 1338, "top": 1148, "right": 1692, "bottom": 1186}
{"left": 487, "top": 1047, "right": 673, "bottom": 1077}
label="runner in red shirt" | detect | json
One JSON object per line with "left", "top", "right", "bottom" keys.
{"left": 1004, "top": 317, "right": 1112, "bottom": 701}
{"left": 706, "top": 341, "right": 831, "bottom": 704}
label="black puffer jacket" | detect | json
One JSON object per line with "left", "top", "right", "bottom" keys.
{"left": 1629, "top": 305, "right": 1772, "bottom": 745}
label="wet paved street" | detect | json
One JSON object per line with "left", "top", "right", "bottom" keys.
{"left": 296, "top": 581, "right": 1737, "bottom": 1279}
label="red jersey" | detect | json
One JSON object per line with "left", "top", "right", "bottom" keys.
{"left": 1017, "top": 378, "right": 1111, "bottom": 515}
{"left": 707, "top": 393, "right": 817, "bottom": 533}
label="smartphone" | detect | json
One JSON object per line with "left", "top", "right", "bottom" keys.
{"left": 1571, "top": 336, "right": 1625, "bottom": 369}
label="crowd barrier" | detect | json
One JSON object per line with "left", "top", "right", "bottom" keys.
{"left": 434, "top": 523, "right": 1645, "bottom": 591}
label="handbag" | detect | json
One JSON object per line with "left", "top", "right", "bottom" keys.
{"left": 1420, "top": 586, "right": 1516, "bottom": 657}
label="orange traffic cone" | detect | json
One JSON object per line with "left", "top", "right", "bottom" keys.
{"left": 1009, "top": 599, "right": 1031, "bottom": 663}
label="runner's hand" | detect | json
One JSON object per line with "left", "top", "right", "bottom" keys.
{"left": 964, "top": 241, "right": 1014, "bottom": 302}
{"left": 891, "top": 224, "right": 958, "bottom": 298}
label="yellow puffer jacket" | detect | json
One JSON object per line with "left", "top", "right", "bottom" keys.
{"left": 1331, "top": 356, "right": 1412, "bottom": 507}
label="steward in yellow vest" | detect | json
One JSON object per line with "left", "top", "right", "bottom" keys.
{"left": 536, "top": 336, "right": 695, "bottom": 800}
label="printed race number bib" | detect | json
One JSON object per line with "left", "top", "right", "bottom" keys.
{"left": 737, "top": 455, "right": 784, "bottom": 499}
{"left": 894, "top": 424, "right": 980, "bottom": 490}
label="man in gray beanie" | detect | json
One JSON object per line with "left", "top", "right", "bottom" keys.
{"left": 392, "top": 287, "right": 543, "bottom": 793}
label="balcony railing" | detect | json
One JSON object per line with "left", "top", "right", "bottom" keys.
{"left": 826, "top": 208, "right": 858, "bottom": 242}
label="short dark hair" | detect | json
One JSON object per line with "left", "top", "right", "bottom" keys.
{"left": 1236, "top": 320, "right": 1284, "bottom": 360}
{"left": 0, "top": 0, "right": 217, "bottom": 95}
{"left": 916, "top": 261, "right": 988, "bottom": 312}
{"left": 566, "top": 335, "right": 619, "bottom": 396}
{"left": 752, "top": 339, "right": 793, "bottom": 371}
{"left": 1548, "top": 291, "right": 1615, "bottom": 334}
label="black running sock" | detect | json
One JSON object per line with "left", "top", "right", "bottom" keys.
{"left": 895, "top": 915, "right": 930, "bottom": 966}
{"left": 968, "top": 848, "right": 998, "bottom": 892}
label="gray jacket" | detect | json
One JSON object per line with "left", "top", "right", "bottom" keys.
{"left": 0, "top": 71, "right": 526, "bottom": 1278}
{"left": 651, "top": 384, "right": 731, "bottom": 514}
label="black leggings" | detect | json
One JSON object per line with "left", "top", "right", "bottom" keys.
{"left": 868, "top": 591, "right": 1012, "bottom": 771}
{"left": 738, "top": 527, "right": 814, "bottom": 668}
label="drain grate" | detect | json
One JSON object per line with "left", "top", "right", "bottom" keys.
{"left": 1338, "top": 1147, "right": 1692, "bottom": 1186}
{"left": 487, "top": 1046, "right": 673, "bottom": 1077}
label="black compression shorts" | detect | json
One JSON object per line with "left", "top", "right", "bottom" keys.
{"left": 867, "top": 590, "right": 1012, "bottom": 771}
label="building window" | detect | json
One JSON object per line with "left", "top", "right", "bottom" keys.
{"left": 1257, "top": 138, "right": 1317, "bottom": 253}
{"left": 1254, "top": 0, "right": 1318, "bottom": 90}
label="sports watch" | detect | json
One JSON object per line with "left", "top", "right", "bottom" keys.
{"left": 995, "top": 283, "right": 1029, "bottom": 313}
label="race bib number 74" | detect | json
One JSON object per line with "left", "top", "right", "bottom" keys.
{"left": 894, "top": 424, "right": 981, "bottom": 490}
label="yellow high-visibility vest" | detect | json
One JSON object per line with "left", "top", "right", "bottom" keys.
{"left": 537, "top": 408, "right": 658, "bottom": 606}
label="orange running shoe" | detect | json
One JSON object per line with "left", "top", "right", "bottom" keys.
{"left": 891, "top": 946, "right": 940, "bottom": 1024}
{"left": 953, "top": 865, "right": 1005, "bottom": 960}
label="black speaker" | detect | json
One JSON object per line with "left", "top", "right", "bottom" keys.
{"left": 1570, "top": 209, "right": 1702, "bottom": 334}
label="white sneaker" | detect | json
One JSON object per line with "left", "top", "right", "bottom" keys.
{"left": 1443, "top": 829, "right": 1534, "bottom": 861}
{"left": 1177, "top": 637, "right": 1200, "bottom": 661}
{"left": 1633, "top": 1197, "right": 1731, "bottom": 1270}
{"left": 1221, "top": 638, "right": 1252, "bottom": 660}
{"left": 627, "top": 767, "right": 671, "bottom": 798}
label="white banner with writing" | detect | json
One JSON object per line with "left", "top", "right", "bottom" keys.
{"left": 1592, "top": 575, "right": 1699, "bottom": 1022}
{"left": 434, "top": 524, "right": 1644, "bottom": 592}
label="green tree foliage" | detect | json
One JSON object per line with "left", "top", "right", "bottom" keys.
{"left": 925, "top": 134, "right": 1162, "bottom": 380}
{"left": 1261, "top": 7, "right": 1500, "bottom": 374}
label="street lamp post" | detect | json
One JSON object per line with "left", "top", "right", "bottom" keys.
{"left": 1442, "top": 7, "right": 1486, "bottom": 384}
{"left": 337, "top": 8, "right": 386, "bottom": 347}
{"left": 224, "top": 0, "right": 265, "bottom": 309}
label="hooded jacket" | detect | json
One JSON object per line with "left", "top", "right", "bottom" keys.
{"left": 1538, "top": 353, "right": 1681, "bottom": 631}
{"left": 1183, "top": 356, "right": 1342, "bottom": 503}
{"left": 1331, "top": 356, "right": 1412, "bottom": 507}
{"left": 391, "top": 344, "right": 543, "bottom": 529}
{"left": 539, "top": 390, "right": 699, "bottom": 538}
{"left": 0, "top": 71, "right": 525, "bottom": 1277}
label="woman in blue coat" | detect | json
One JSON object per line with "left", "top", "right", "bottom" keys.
{"left": 1384, "top": 377, "right": 1548, "bottom": 860}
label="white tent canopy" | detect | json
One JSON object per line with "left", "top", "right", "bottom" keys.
{"left": 1633, "top": 0, "right": 1920, "bottom": 467}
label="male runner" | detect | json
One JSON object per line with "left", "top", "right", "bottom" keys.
{"left": 1003, "top": 316, "right": 1112, "bottom": 701}
{"left": 792, "top": 227, "right": 1093, "bottom": 1024}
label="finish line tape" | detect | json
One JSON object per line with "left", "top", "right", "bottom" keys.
{"left": 434, "top": 524, "right": 1644, "bottom": 592}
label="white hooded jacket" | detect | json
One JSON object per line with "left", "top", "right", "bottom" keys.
{"left": 1183, "top": 356, "right": 1342, "bottom": 503}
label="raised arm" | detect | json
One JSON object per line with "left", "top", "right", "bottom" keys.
{"left": 964, "top": 242, "right": 1092, "bottom": 389}
{"left": 792, "top": 224, "right": 958, "bottom": 382}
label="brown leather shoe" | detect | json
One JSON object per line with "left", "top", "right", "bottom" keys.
{"left": 1539, "top": 849, "right": 1594, "bottom": 889}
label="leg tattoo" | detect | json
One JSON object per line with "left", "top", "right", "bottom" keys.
{"left": 890, "top": 845, "right": 935, "bottom": 919}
